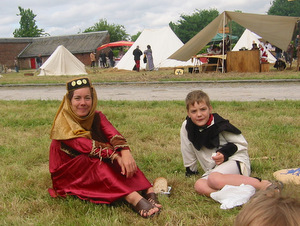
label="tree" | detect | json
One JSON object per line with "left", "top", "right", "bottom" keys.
{"left": 131, "top": 31, "right": 141, "bottom": 42}
{"left": 227, "top": 21, "right": 245, "bottom": 42}
{"left": 268, "top": 0, "right": 300, "bottom": 17}
{"left": 13, "top": 6, "right": 46, "bottom": 37}
{"left": 84, "top": 19, "right": 129, "bottom": 42}
{"left": 169, "top": 9, "right": 219, "bottom": 43}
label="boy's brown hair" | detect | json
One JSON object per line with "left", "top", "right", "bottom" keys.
{"left": 234, "top": 190, "right": 300, "bottom": 226}
{"left": 185, "top": 90, "right": 211, "bottom": 110}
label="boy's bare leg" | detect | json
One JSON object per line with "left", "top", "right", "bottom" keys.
{"left": 195, "top": 173, "right": 272, "bottom": 196}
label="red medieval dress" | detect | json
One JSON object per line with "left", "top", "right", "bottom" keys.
{"left": 48, "top": 111, "right": 152, "bottom": 204}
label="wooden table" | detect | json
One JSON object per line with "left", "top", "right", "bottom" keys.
{"left": 192, "top": 54, "right": 226, "bottom": 72}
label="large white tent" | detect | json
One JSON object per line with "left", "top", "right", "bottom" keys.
{"left": 232, "top": 29, "right": 277, "bottom": 63}
{"left": 115, "top": 27, "right": 192, "bottom": 71}
{"left": 38, "top": 45, "right": 87, "bottom": 76}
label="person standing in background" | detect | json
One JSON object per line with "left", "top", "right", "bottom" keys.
{"left": 275, "top": 46, "right": 282, "bottom": 59}
{"left": 90, "top": 52, "right": 96, "bottom": 67}
{"left": 36, "top": 54, "right": 42, "bottom": 69}
{"left": 144, "top": 45, "right": 154, "bottom": 71}
{"left": 285, "top": 43, "right": 294, "bottom": 68}
{"left": 14, "top": 58, "right": 19, "bottom": 73}
{"left": 224, "top": 35, "right": 231, "bottom": 53}
{"left": 133, "top": 46, "right": 143, "bottom": 72}
{"left": 108, "top": 49, "right": 115, "bottom": 67}
{"left": 265, "top": 41, "right": 273, "bottom": 51}
{"left": 259, "top": 43, "right": 268, "bottom": 63}
{"left": 100, "top": 51, "right": 107, "bottom": 68}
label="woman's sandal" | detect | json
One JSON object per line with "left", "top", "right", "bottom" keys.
{"left": 145, "top": 192, "right": 162, "bottom": 209}
{"left": 133, "top": 197, "right": 159, "bottom": 218}
{"left": 254, "top": 177, "right": 284, "bottom": 192}
{"left": 266, "top": 180, "right": 284, "bottom": 192}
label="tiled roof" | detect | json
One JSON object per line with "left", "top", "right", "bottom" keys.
{"left": 16, "top": 31, "right": 109, "bottom": 58}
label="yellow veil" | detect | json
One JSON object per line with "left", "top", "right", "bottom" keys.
{"left": 50, "top": 77, "right": 98, "bottom": 140}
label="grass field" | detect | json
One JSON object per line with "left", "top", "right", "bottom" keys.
{"left": 0, "top": 98, "right": 299, "bottom": 225}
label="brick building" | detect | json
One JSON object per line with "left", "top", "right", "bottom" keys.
{"left": 0, "top": 31, "right": 109, "bottom": 70}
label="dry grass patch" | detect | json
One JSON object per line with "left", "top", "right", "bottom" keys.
{"left": 1, "top": 64, "right": 300, "bottom": 85}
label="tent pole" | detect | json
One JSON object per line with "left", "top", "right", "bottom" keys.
{"left": 222, "top": 12, "right": 225, "bottom": 73}
{"left": 297, "top": 21, "right": 300, "bottom": 71}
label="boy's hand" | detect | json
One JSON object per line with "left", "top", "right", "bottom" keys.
{"left": 212, "top": 152, "right": 224, "bottom": 165}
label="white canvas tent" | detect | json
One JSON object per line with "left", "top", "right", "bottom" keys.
{"left": 169, "top": 11, "right": 300, "bottom": 61}
{"left": 115, "top": 27, "right": 192, "bottom": 71}
{"left": 232, "top": 29, "right": 277, "bottom": 63}
{"left": 38, "top": 45, "right": 87, "bottom": 76}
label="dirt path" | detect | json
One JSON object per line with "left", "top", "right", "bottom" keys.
{"left": 1, "top": 81, "right": 300, "bottom": 101}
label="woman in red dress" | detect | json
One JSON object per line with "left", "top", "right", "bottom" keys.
{"left": 48, "top": 77, "right": 161, "bottom": 218}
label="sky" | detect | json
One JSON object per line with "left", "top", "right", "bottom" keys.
{"left": 1, "top": 0, "right": 272, "bottom": 38}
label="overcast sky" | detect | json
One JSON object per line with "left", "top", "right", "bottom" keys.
{"left": 1, "top": 0, "right": 272, "bottom": 38}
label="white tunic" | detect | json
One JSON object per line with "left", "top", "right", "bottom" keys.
{"left": 180, "top": 119, "right": 251, "bottom": 177}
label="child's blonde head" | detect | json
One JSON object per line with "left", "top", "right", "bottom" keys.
{"left": 185, "top": 90, "right": 211, "bottom": 110}
{"left": 234, "top": 190, "right": 300, "bottom": 226}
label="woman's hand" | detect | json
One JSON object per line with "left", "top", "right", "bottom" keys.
{"left": 118, "top": 149, "right": 137, "bottom": 178}
{"left": 212, "top": 152, "right": 224, "bottom": 165}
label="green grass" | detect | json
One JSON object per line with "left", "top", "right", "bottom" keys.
{"left": 1, "top": 65, "right": 300, "bottom": 85}
{"left": 0, "top": 99, "right": 299, "bottom": 225}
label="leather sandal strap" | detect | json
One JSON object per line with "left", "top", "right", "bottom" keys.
{"left": 145, "top": 192, "right": 162, "bottom": 210}
{"left": 146, "top": 192, "right": 160, "bottom": 204}
{"left": 267, "top": 180, "right": 284, "bottom": 191}
{"left": 133, "top": 197, "right": 155, "bottom": 218}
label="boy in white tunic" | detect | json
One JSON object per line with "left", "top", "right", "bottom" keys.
{"left": 180, "top": 90, "right": 276, "bottom": 196}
